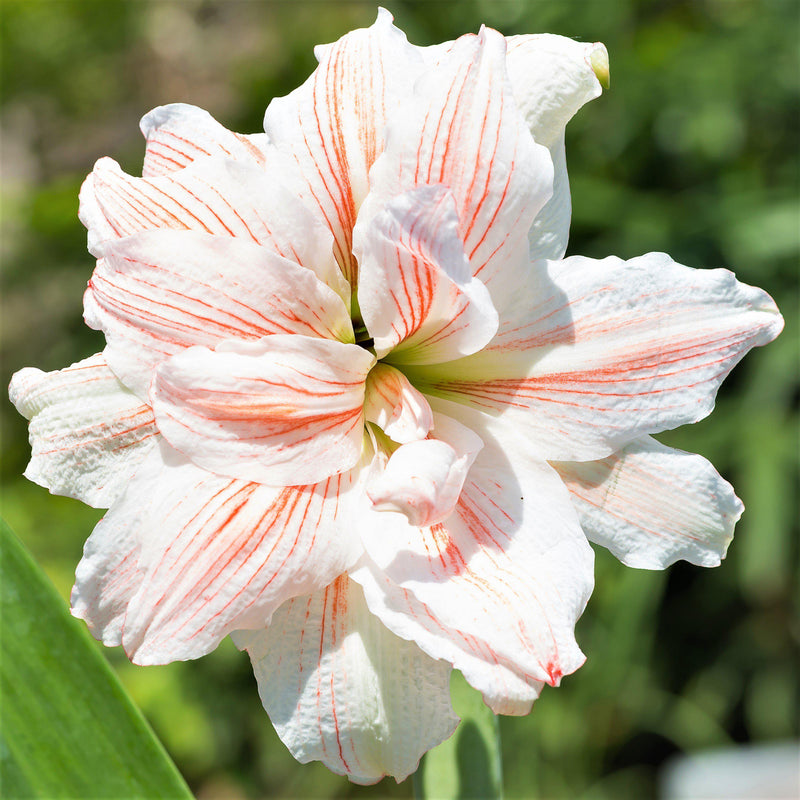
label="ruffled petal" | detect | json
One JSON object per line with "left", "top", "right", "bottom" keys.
{"left": 363, "top": 363, "right": 433, "bottom": 444}
{"left": 151, "top": 336, "right": 374, "bottom": 486}
{"left": 554, "top": 435, "right": 743, "bottom": 568}
{"left": 353, "top": 402, "right": 593, "bottom": 708}
{"left": 263, "top": 8, "right": 426, "bottom": 286}
{"left": 8, "top": 352, "right": 158, "bottom": 509}
{"left": 417, "top": 254, "right": 784, "bottom": 461}
{"left": 355, "top": 185, "right": 498, "bottom": 363}
{"left": 72, "top": 442, "right": 364, "bottom": 664}
{"left": 139, "top": 103, "right": 268, "bottom": 177}
{"left": 84, "top": 229, "right": 352, "bottom": 398}
{"left": 366, "top": 413, "right": 483, "bottom": 528}
{"left": 233, "top": 575, "right": 458, "bottom": 785}
{"left": 361, "top": 26, "right": 553, "bottom": 313}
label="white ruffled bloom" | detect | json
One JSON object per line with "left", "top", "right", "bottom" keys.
{"left": 9, "top": 9, "right": 782, "bottom": 784}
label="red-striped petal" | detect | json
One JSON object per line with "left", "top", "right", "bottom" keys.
{"left": 361, "top": 26, "right": 552, "bottom": 314}
{"left": 84, "top": 229, "right": 353, "bottom": 398}
{"left": 355, "top": 185, "right": 498, "bottom": 364}
{"left": 72, "top": 442, "right": 364, "bottom": 664}
{"left": 8, "top": 352, "right": 158, "bottom": 509}
{"left": 417, "top": 254, "right": 784, "bottom": 461}
{"left": 554, "top": 435, "right": 743, "bottom": 568}
{"left": 233, "top": 575, "right": 458, "bottom": 784}
{"left": 263, "top": 8, "right": 426, "bottom": 287}
{"left": 151, "top": 336, "right": 374, "bottom": 486}
{"left": 363, "top": 363, "right": 433, "bottom": 444}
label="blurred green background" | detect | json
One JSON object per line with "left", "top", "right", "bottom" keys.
{"left": 1, "top": 1, "right": 797, "bottom": 798}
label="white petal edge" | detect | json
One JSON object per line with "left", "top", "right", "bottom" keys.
{"left": 233, "top": 575, "right": 459, "bottom": 784}
{"left": 554, "top": 435, "right": 743, "bottom": 568}
{"left": 9, "top": 352, "right": 158, "bottom": 508}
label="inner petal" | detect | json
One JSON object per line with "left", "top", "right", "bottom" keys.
{"left": 363, "top": 363, "right": 433, "bottom": 444}
{"left": 150, "top": 334, "right": 375, "bottom": 486}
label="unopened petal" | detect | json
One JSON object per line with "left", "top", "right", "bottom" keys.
{"left": 233, "top": 575, "right": 458, "bottom": 784}
{"left": 554, "top": 435, "right": 743, "bottom": 568}
{"left": 151, "top": 336, "right": 374, "bottom": 486}
{"left": 363, "top": 363, "right": 433, "bottom": 444}
{"left": 9, "top": 352, "right": 157, "bottom": 508}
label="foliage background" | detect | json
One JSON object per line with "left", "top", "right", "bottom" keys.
{"left": 1, "top": 0, "right": 797, "bottom": 798}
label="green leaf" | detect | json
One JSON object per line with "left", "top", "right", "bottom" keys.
{"left": 413, "top": 670, "right": 503, "bottom": 800}
{"left": 0, "top": 519, "right": 193, "bottom": 799}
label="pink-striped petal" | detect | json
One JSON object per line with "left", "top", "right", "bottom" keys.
{"left": 353, "top": 403, "right": 593, "bottom": 707}
{"left": 366, "top": 413, "right": 483, "bottom": 528}
{"left": 363, "top": 363, "right": 433, "bottom": 444}
{"left": 151, "top": 336, "right": 374, "bottom": 486}
{"left": 8, "top": 352, "right": 158, "bottom": 509}
{"left": 356, "top": 185, "right": 498, "bottom": 363}
{"left": 504, "top": 36, "right": 607, "bottom": 261}
{"left": 84, "top": 229, "right": 353, "bottom": 398}
{"left": 233, "top": 575, "right": 458, "bottom": 784}
{"left": 139, "top": 103, "right": 268, "bottom": 178}
{"left": 554, "top": 435, "right": 743, "bottom": 568}
{"left": 361, "top": 26, "right": 553, "bottom": 313}
{"left": 417, "top": 254, "right": 784, "bottom": 461}
{"left": 72, "top": 442, "right": 364, "bottom": 664}
{"left": 263, "top": 8, "right": 426, "bottom": 287}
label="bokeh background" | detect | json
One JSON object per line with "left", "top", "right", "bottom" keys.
{"left": 1, "top": 1, "right": 797, "bottom": 798}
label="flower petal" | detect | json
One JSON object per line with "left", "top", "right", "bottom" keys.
{"left": 72, "top": 442, "right": 364, "bottom": 664}
{"left": 356, "top": 185, "right": 498, "bottom": 363}
{"left": 139, "top": 103, "right": 268, "bottom": 178}
{"left": 151, "top": 336, "right": 374, "bottom": 486}
{"left": 366, "top": 413, "right": 483, "bottom": 528}
{"left": 233, "top": 575, "right": 458, "bottom": 785}
{"left": 554, "top": 435, "right": 743, "bottom": 568}
{"left": 353, "top": 402, "right": 593, "bottom": 707}
{"left": 79, "top": 155, "right": 346, "bottom": 299}
{"left": 362, "top": 26, "right": 553, "bottom": 313}
{"left": 84, "top": 229, "right": 353, "bottom": 398}
{"left": 263, "top": 8, "right": 426, "bottom": 286}
{"left": 363, "top": 363, "right": 433, "bottom": 444}
{"left": 505, "top": 35, "right": 607, "bottom": 262}
{"left": 8, "top": 352, "right": 158, "bottom": 508}
{"left": 418, "top": 254, "right": 784, "bottom": 460}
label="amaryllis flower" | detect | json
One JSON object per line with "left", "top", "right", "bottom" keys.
{"left": 10, "top": 9, "right": 782, "bottom": 784}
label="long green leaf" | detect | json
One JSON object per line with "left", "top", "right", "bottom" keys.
{"left": 0, "top": 520, "right": 193, "bottom": 799}
{"left": 413, "top": 670, "right": 503, "bottom": 800}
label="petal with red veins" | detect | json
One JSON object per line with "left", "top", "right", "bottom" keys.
{"left": 72, "top": 442, "right": 364, "bottom": 664}
{"left": 79, "top": 156, "right": 346, "bottom": 299}
{"left": 416, "top": 253, "right": 784, "bottom": 461}
{"left": 353, "top": 402, "right": 593, "bottom": 703}
{"left": 151, "top": 335, "right": 374, "bottom": 486}
{"left": 554, "top": 435, "right": 743, "bottom": 568}
{"left": 139, "top": 103, "right": 268, "bottom": 178}
{"left": 363, "top": 363, "right": 433, "bottom": 444}
{"left": 8, "top": 352, "right": 158, "bottom": 509}
{"left": 85, "top": 229, "right": 353, "bottom": 398}
{"left": 263, "top": 8, "right": 426, "bottom": 286}
{"left": 232, "top": 575, "right": 458, "bottom": 785}
{"left": 366, "top": 413, "right": 483, "bottom": 528}
{"left": 356, "top": 185, "right": 498, "bottom": 363}
{"left": 362, "top": 26, "right": 552, "bottom": 313}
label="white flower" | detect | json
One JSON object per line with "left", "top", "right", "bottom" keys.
{"left": 9, "top": 9, "right": 783, "bottom": 784}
